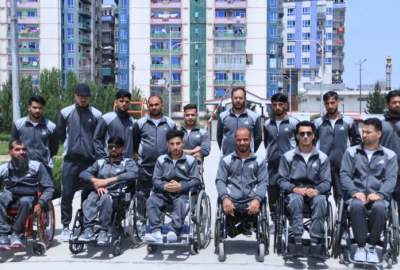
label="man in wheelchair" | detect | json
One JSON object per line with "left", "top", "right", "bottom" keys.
{"left": 340, "top": 118, "right": 398, "bottom": 263}
{"left": 215, "top": 127, "right": 268, "bottom": 237}
{"left": 0, "top": 140, "right": 54, "bottom": 247}
{"left": 77, "top": 136, "right": 138, "bottom": 246}
{"left": 144, "top": 129, "right": 200, "bottom": 243}
{"left": 277, "top": 121, "right": 331, "bottom": 259}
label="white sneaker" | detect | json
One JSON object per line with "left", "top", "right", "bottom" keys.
{"left": 166, "top": 230, "right": 178, "bottom": 243}
{"left": 144, "top": 230, "right": 162, "bottom": 243}
{"left": 353, "top": 246, "right": 366, "bottom": 262}
{"left": 367, "top": 246, "right": 379, "bottom": 263}
{"left": 59, "top": 227, "right": 72, "bottom": 242}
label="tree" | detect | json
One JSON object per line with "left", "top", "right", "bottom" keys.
{"left": 366, "top": 81, "right": 385, "bottom": 114}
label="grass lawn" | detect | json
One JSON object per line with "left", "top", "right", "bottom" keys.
{"left": 0, "top": 141, "right": 8, "bottom": 155}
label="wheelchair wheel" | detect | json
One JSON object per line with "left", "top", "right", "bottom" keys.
{"left": 189, "top": 239, "right": 199, "bottom": 255}
{"left": 112, "top": 239, "right": 122, "bottom": 256}
{"left": 69, "top": 242, "right": 84, "bottom": 254}
{"left": 132, "top": 192, "right": 147, "bottom": 243}
{"left": 147, "top": 244, "right": 157, "bottom": 254}
{"left": 259, "top": 202, "right": 270, "bottom": 255}
{"left": 390, "top": 199, "right": 399, "bottom": 259}
{"left": 123, "top": 198, "right": 136, "bottom": 243}
{"left": 218, "top": 241, "right": 226, "bottom": 262}
{"left": 256, "top": 242, "right": 265, "bottom": 262}
{"left": 37, "top": 202, "right": 56, "bottom": 247}
{"left": 195, "top": 190, "right": 212, "bottom": 249}
{"left": 332, "top": 199, "right": 344, "bottom": 258}
{"left": 31, "top": 242, "right": 46, "bottom": 256}
{"left": 327, "top": 200, "right": 334, "bottom": 250}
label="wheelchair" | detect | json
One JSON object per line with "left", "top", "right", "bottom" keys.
{"left": 144, "top": 188, "right": 212, "bottom": 255}
{"left": 68, "top": 182, "right": 143, "bottom": 256}
{"left": 214, "top": 197, "right": 270, "bottom": 262}
{"left": 332, "top": 198, "right": 400, "bottom": 269}
{"left": 0, "top": 192, "right": 56, "bottom": 256}
{"left": 273, "top": 192, "right": 334, "bottom": 260}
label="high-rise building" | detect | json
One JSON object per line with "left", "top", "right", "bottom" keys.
{"left": 115, "top": 0, "right": 129, "bottom": 90}
{"left": 100, "top": 4, "right": 115, "bottom": 85}
{"left": 62, "top": 0, "right": 102, "bottom": 83}
{"left": 0, "top": 0, "right": 62, "bottom": 86}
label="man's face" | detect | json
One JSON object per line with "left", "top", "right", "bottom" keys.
{"left": 362, "top": 124, "right": 381, "bottom": 146}
{"left": 232, "top": 90, "right": 246, "bottom": 111}
{"left": 148, "top": 96, "right": 162, "bottom": 117}
{"left": 115, "top": 97, "right": 131, "bottom": 112}
{"left": 235, "top": 129, "right": 251, "bottom": 153}
{"left": 108, "top": 144, "right": 123, "bottom": 159}
{"left": 28, "top": 101, "right": 43, "bottom": 120}
{"left": 10, "top": 143, "right": 27, "bottom": 160}
{"left": 297, "top": 126, "right": 315, "bottom": 148}
{"left": 74, "top": 94, "right": 90, "bottom": 107}
{"left": 324, "top": 97, "right": 339, "bottom": 115}
{"left": 168, "top": 136, "right": 183, "bottom": 157}
{"left": 184, "top": 108, "right": 197, "bottom": 127}
{"left": 388, "top": 96, "right": 400, "bottom": 115}
{"left": 272, "top": 101, "right": 286, "bottom": 117}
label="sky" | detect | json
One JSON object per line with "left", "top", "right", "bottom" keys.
{"left": 102, "top": 0, "right": 400, "bottom": 89}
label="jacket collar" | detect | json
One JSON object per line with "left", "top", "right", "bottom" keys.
{"left": 164, "top": 153, "right": 188, "bottom": 163}
{"left": 355, "top": 144, "right": 385, "bottom": 155}
{"left": 229, "top": 108, "right": 248, "bottom": 117}
{"left": 293, "top": 147, "right": 319, "bottom": 158}
{"left": 181, "top": 124, "right": 200, "bottom": 132}
{"left": 231, "top": 151, "right": 257, "bottom": 161}
{"left": 145, "top": 115, "right": 167, "bottom": 125}
{"left": 270, "top": 113, "right": 289, "bottom": 123}
{"left": 322, "top": 112, "right": 343, "bottom": 122}
{"left": 25, "top": 116, "right": 46, "bottom": 127}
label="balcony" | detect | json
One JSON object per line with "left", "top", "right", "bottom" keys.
{"left": 150, "top": 78, "right": 181, "bottom": 86}
{"left": 20, "top": 62, "right": 39, "bottom": 70}
{"left": 101, "top": 67, "right": 113, "bottom": 76}
{"left": 7, "top": 32, "right": 40, "bottom": 39}
{"left": 151, "top": 32, "right": 181, "bottom": 39}
{"left": 151, "top": 63, "right": 181, "bottom": 70}
{"left": 215, "top": 0, "right": 247, "bottom": 9}
{"left": 79, "top": 7, "right": 91, "bottom": 17}
{"left": 79, "top": 22, "right": 91, "bottom": 32}
{"left": 214, "top": 16, "right": 246, "bottom": 25}
{"left": 150, "top": 48, "right": 182, "bottom": 55}
{"left": 151, "top": 0, "right": 181, "bottom": 9}
{"left": 214, "top": 63, "right": 246, "bottom": 70}
{"left": 214, "top": 30, "right": 246, "bottom": 40}
{"left": 214, "top": 79, "right": 245, "bottom": 86}
{"left": 16, "top": 0, "right": 39, "bottom": 8}
{"left": 79, "top": 36, "right": 91, "bottom": 45}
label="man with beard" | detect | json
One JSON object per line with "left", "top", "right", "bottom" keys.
{"left": 11, "top": 95, "right": 58, "bottom": 173}
{"left": 217, "top": 87, "right": 262, "bottom": 156}
{"left": 78, "top": 137, "right": 138, "bottom": 245}
{"left": 215, "top": 128, "right": 268, "bottom": 237}
{"left": 94, "top": 90, "right": 135, "bottom": 159}
{"left": 0, "top": 140, "right": 54, "bottom": 247}
{"left": 56, "top": 83, "right": 102, "bottom": 241}
{"left": 133, "top": 95, "right": 176, "bottom": 195}
{"left": 144, "top": 130, "right": 200, "bottom": 243}
{"left": 278, "top": 121, "right": 331, "bottom": 259}
{"left": 314, "top": 91, "right": 361, "bottom": 202}
{"left": 264, "top": 93, "right": 298, "bottom": 220}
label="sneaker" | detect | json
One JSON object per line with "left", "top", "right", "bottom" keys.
{"left": 96, "top": 230, "right": 108, "bottom": 246}
{"left": 166, "top": 230, "right": 178, "bottom": 243}
{"left": 78, "top": 227, "right": 95, "bottom": 242}
{"left": 59, "top": 227, "right": 72, "bottom": 242}
{"left": 309, "top": 243, "right": 324, "bottom": 260}
{"left": 9, "top": 233, "right": 23, "bottom": 247}
{"left": 144, "top": 230, "right": 163, "bottom": 243}
{"left": 366, "top": 246, "right": 379, "bottom": 263}
{"left": 0, "top": 234, "right": 10, "bottom": 246}
{"left": 353, "top": 246, "right": 367, "bottom": 262}
{"left": 293, "top": 243, "right": 303, "bottom": 257}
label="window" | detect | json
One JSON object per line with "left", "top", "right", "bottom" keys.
{"left": 67, "top": 28, "right": 73, "bottom": 39}
{"left": 151, "top": 56, "right": 163, "bottom": 64}
{"left": 326, "top": 20, "right": 333, "bottom": 27}
{"left": 215, "top": 72, "right": 227, "bottom": 80}
{"left": 67, "top": 0, "right": 74, "bottom": 8}
{"left": 326, "top": 33, "right": 333, "bottom": 40}
{"left": 287, "top": 33, "right": 295, "bottom": 40}
{"left": 269, "top": 28, "right": 278, "bottom": 38}
{"left": 232, "top": 72, "right": 244, "bottom": 81}
{"left": 67, "top": 13, "right": 73, "bottom": 23}
{"left": 172, "top": 73, "right": 181, "bottom": 81}
{"left": 215, "top": 88, "right": 226, "bottom": 98}
{"left": 171, "top": 56, "right": 180, "bottom": 65}
{"left": 302, "top": 20, "right": 311, "bottom": 27}
{"left": 287, "top": 20, "right": 295, "bottom": 28}
{"left": 303, "top": 70, "right": 311, "bottom": 77}
{"left": 326, "top": 7, "right": 333, "bottom": 15}
{"left": 302, "top": 45, "right": 310, "bottom": 52}
{"left": 302, "top": 32, "right": 311, "bottom": 40}
{"left": 325, "top": 58, "right": 332, "bottom": 64}
{"left": 215, "top": 10, "right": 225, "bottom": 18}
{"left": 287, "top": 45, "right": 295, "bottom": 53}
{"left": 269, "top": 0, "right": 277, "bottom": 8}
{"left": 120, "top": 14, "right": 128, "bottom": 23}
{"left": 325, "top": 45, "right": 332, "bottom": 52}
{"left": 287, "top": 8, "right": 295, "bottom": 16}
{"left": 302, "top": 58, "right": 310, "bottom": 65}
{"left": 120, "top": 42, "right": 128, "bottom": 53}
{"left": 269, "top": 11, "right": 278, "bottom": 22}
{"left": 27, "top": 10, "right": 37, "bottom": 17}
{"left": 67, "top": 57, "right": 74, "bottom": 68}
{"left": 287, "top": 58, "right": 295, "bottom": 66}
{"left": 302, "top": 7, "right": 311, "bottom": 15}
{"left": 67, "top": 43, "right": 74, "bottom": 52}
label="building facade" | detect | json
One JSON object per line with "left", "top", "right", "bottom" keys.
{"left": 101, "top": 4, "right": 115, "bottom": 85}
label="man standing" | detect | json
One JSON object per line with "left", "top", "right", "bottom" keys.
{"left": 94, "top": 90, "right": 135, "bottom": 159}
{"left": 314, "top": 91, "right": 361, "bottom": 201}
{"left": 217, "top": 87, "right": 262, "bottom": 156}
{"left": 56, "top": 83, "right": 102, "bottom": 241}
{"left": 264, "top": 93, "right": 298, "bottom": 217}
{"left": 11, "top": 95, "right": 58, "bottom": 172}
{"left": 0, "top": 140, "right": 54, "bottom": 247}
{"left": 278, "top": 121, "right": 331, "bottom": 258}
{"left": 341, "top": 118, "right": 397, "bottom": 263}
{"left": 133, "top": 95, "right": 176, "bottom": 195}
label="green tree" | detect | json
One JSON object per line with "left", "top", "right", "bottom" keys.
{"left": 366, "top": 82, "right": 385, "bottom": 114}
{"left": 0, "top": 81, "right": 12, "bottom": 132}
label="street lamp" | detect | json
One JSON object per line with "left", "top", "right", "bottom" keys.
{"left": 357, "top": 58, "right": 367, "bottom": 114}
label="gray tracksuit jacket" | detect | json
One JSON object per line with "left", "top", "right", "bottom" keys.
{"left": 314, "top": 114, "right": 362, "bottom": 168}
{"left": 79, "top": 157, "right": 138, "bottom": 192}
{"left": 217, "top": 109, "right": 262, "bottom": 156}
{"left": 93, "top": 111, "right": 136, "bottom": 159}
{"left": 180, "top": 125, "right": 211, "bottom": 158}
{"left": 0, "top": 160, "right": 55, "bottom": 206}
{"left": 380, "top": 112, "right": 400, "bottom": 167}
{"left": 340, "top": 144, "right": 398, "bottom": 201}
{"left": 56, "top": 104, "right": 102, "bottom": 162}
{"left": 277, "top": 148, "right": 331, "bottom": 194}
{"left": 215, "top": 152, "right": 268, "bottom": 203}
{"left": 132, "top": 115, "right": 176, "bottom": 168}
{"left": 11, "top": 116, "right": 58, "bottom": 168}
{"left": 152, "top": 154, "right": 200, "bottom": 196}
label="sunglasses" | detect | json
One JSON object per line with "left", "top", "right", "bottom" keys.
{"left": 299, "top": 131, "right": 313, "bottom": 137}
{"left": 107, "top": 144, "right": 121, "bottom": 149}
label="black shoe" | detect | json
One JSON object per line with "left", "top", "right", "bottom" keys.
{"left": 309, "top": 244, "right": 325, "bottom": 260}
{"left": 293, "top": 243, "right": 303, "bottom": 257}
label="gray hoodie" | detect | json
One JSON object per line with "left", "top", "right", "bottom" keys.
{"left": 180, "top": 125, "right": 211, "bottom": 158}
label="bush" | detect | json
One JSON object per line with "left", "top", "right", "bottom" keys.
{"left": 52, "top": 157, "right": 62, "bottom": 199}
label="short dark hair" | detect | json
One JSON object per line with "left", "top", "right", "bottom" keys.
{"left": 28, "top": 95, "right": 46, "bottom": 106}
{"left": 9, "top": 139, "right": 24, "bottom": 151}
{"left": 183, "top": 103, "right": 197, "bottom": 112}
{"left": 166, "top": 129, "right": 184, "bottom": 141}
{"left": 115, "top": 90, "right": 131, "bottom": 100}
{"left": 148, "top": 94, "right": 163, "bottom": 104}
{"left": 295, "top": 121, "right": 316, "bottom": 135}
{"left": 107, "top": 136, "right": 125, "bottom": 147}
{"left": 271, "top": 93, "right": 288, "bottom": 103}
{"left": 363, "top": 118, "right": 382, "bottom": 132}
{"left": 323, "top": 91, "right": 339, "bottom": 102}
{"left": 386, "top": 90, "right": 400, "bottom": 103}
{"left": 231, "top": 87, "right": 246, "bottom": 98}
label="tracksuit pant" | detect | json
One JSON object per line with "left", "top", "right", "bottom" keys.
{"left": 82, "top": 191, "right": 114, "bottom": 230}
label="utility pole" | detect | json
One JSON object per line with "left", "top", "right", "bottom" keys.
{"left": 11, "top": 0, "right": 21, "bottom": 121}
{"left": 130, "top": 63, "right": 135, "bottom": 93}
{"left": 358, "top": 58, "right": 367, "bottom": 114}
{"left": 168, "top": 29, "right": 172, "bottom": 117}
{"left": 386, "top": 56, "right": 392, "bottom": 91}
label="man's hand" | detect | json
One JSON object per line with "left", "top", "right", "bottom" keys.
{"left": 164, "top": 180, "right": 182, "bottom": 193}
{"left": 367, "top": 193, "right": 382, "bottom": 202}
{"left": 305, "top": 188, "right": 319, "bottom": 198}
{"left": 97, "top": 187, "right": 108, "bottom": 196}
{"left": 192, "top": 151, "right": 202, "bottom": 159}
{"left": 247, "top": 199, "right": 260, "bottom": 215}
{"left": 33, "top": 204, "right": 42, "bottom": 216}
{"left": 222, "top": 197, "right": 235, "bottom": 216}
{"left": 92, "top": 178, "right": 106, "bottom": 189}
{"left": 293, "top": 187, "right": 307, "bottom": 196}
{"left": 133, "top": 153, "right": 139, "bottom": 161}
{"left": 353, "top": 192, "right": 367, "bottom": 203}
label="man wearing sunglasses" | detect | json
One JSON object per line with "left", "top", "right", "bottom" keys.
{"left": 78, "top": 137, "right": 138, "bottom": 245}
{"left": 277, "top": 121, "right": 331, "bottom": 259}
